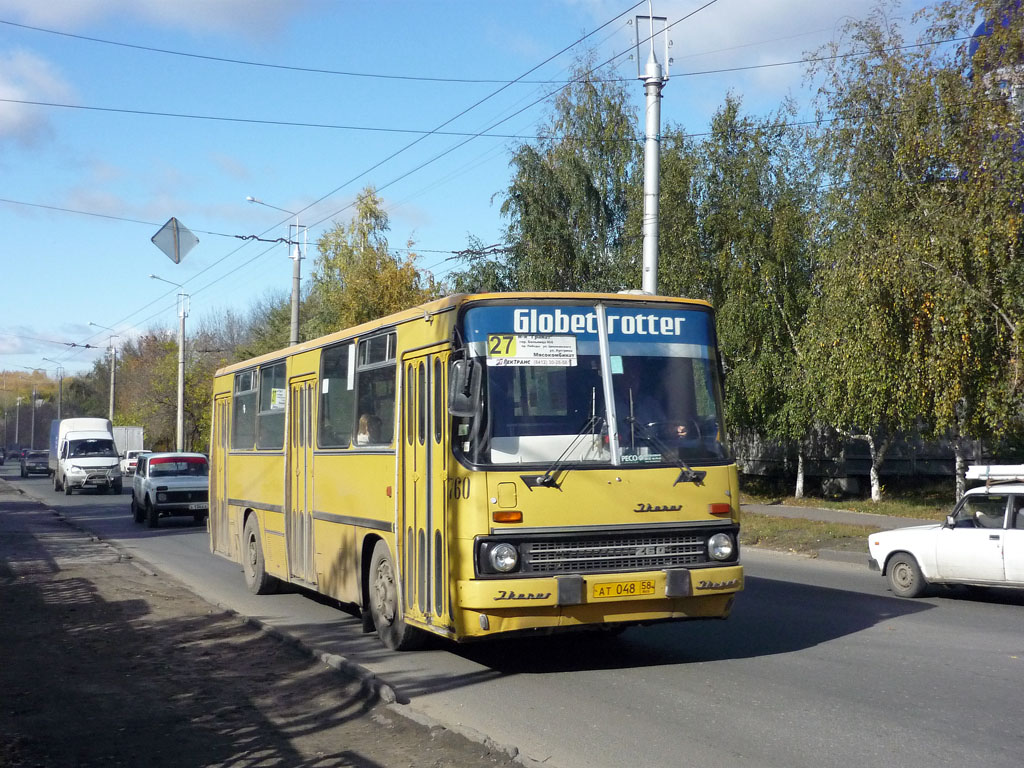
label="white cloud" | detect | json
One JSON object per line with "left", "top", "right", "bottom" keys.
{"left": 0, "top": 49, "right": 74, "bottom": 145}
{"left": 0, "top": 0, "right": 317, "bottom": 39}
{"left": 210, "top": 153, "right": 251, "bottom": 182}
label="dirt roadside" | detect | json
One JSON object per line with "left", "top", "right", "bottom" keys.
{"left": 0, "top": 481, "right": 518, "bottom": 768}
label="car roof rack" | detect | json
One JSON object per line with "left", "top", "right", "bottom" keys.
{"left": 966, "top": 464, "right": 1024, "bottom": 486}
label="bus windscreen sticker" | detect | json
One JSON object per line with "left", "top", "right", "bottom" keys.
{"left": 486, "top": 334, "right": 578, "bottom": 367}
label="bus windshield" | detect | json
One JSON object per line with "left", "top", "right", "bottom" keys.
{"left": 459, "top": 302, "right": 729, "bottom": 467}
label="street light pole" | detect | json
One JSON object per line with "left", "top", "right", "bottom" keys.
{"left": 88, "top": 322, "right": 119, "bottom": 422}
{"left": 150, "top": 274, "right": 189, "bottom": 451}
{"left": 1, "top": 372, "right": 7, "bottom": 448}
{"left": 246, "top": 196, "right": 305, "bottom": 346}
{"left": 30, "top": 387, "right": 36, "bottom": 449}
{"left": 42, "top": 359, "right": 64, "bottom": 421}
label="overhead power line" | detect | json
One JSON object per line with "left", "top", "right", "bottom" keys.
{"left": 0, "top": 17, "right": 574, "bottom": 84}
{"left": 0, "top": 97, "right": 636, "bottom": 142}
{"left": 0, "top": 332, "right": 99, "bottom": 349}
{"left": 67, "top": 2, "right": 650, "bottom": 346}
{"left": 1, "top": 14, "right": 973, "bottom": 93}
{"left": 0, "top": 197, "right": 236, "bottom": 238}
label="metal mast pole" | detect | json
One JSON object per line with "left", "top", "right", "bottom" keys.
{"left": 640, "top": 44, "right": 665, "bottom": 295}
{"left": 108, "top": 340, "right": 116, "bottom": 422}
{"left": 176, "top": 293, "right": 188, "bottom": 451}
{"left": 290, "top": 219, "right": 303, "bottom": 347}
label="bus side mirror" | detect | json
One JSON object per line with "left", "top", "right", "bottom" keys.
{"left": 449, "top": 359, "right": 481, "bottom": 418}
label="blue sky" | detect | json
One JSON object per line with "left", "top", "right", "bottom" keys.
{"left": 0, "top": 0, "right": 927, "bottom": 375}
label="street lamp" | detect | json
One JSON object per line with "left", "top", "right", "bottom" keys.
{"left": 246, "top": 196, "right": 306, "bottom": 346}
{"left": 150, "top": 274, "right": 189, "bottom": 451}
{"left": 42, "top": 358, "right": 64, "bottom": 421}
{"left": 88, "top": 322, "right": 119, "bottom": 422}
{"left": 10, "top": 365, "right": 39, "bottom": 447}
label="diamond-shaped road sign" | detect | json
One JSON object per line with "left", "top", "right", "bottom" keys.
{"left": 151, "top": 217, "right": 198, "bottom": 264}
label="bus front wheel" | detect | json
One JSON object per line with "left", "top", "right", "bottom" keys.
{"left": 243, "top": 515, "right": 279, "bottom": 595}
{"left": 368, "top": 541, "right": 424, "bottom": 651}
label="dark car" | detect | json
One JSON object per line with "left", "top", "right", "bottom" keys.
{"left": 20, "top": 450, "right": 50, "bottom": 477}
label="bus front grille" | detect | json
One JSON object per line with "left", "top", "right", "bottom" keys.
{"left": 521, "top": 534, "right": 707, "bottom": 574}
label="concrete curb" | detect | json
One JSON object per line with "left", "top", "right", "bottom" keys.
{"left": 2, "top": 477, "right": 540, "bottom": 766}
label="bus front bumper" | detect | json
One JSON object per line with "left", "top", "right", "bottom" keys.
{"left": 457, "top": 564, "right": 743, "bottom": 610}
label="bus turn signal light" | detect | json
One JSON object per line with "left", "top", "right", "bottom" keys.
{"left": 492, "top": 510, "right": 523, "bottom": 524}
{"left": 708, "top": 503, "right": 732, "bottom": 517}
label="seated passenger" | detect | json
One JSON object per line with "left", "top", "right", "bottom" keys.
{"left": 356, "top": 414, "right": 382, "bottom": 446}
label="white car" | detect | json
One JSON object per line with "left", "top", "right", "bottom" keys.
{"left": 868, "top": 465, "right": 1024, "bottom": 597}
{"left": 131, "top": 452, "right": 209, "bottom": 528}
{"left": 120, "top": 449, "right": 151, "bottom": 476}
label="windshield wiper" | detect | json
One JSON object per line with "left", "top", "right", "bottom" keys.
{"left": 625, "top": 418, "right": 706, "bottom": 486}
{"left": 522, "top": 414, "right": 605, "bottom": 489}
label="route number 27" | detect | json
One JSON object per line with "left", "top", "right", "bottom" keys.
{"left": 487, "top": 334, "right": 516, "bottom": 357}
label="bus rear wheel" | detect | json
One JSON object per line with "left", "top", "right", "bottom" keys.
{"left": 368, "top": 541, "right": 424, "bottom": 651}
{"left": 243, "top": 515, "right": 279, "bottom": 595}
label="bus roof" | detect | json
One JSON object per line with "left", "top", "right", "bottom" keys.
{"left": 214, "top": 291, "right": 714, "bottom": 377}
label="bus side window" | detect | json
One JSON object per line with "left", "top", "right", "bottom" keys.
{"left": 319, "top": 342, "right": 355, "bottom": 448}
{"left": 433, "top": 357, "right": 443, "bottom": 444}
{"left": 231, "top": 369, "right": 257, "bottom": 450}
{"left": 355, "top": 333, "right": 397, "bottom": 446}
{"left": 256, "top": 362, "right": 286, "bottom": 449}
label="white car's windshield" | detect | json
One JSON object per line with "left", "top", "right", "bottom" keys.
{"left": 149, "top": 459, "right": 209, "bottom": 478}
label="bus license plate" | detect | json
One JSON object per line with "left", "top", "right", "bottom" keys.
{"left": 592, "top": 579, "right": 656, "bottom": 599}
{"left": 189, "top": 503, "right": 208, "bottom": 510}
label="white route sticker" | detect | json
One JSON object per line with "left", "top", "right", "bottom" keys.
{"left": 486, "top": 334, "right": 578, "bottom": 366}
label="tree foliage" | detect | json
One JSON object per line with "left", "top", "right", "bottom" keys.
{"left": 482, "top": 54, "right": 640, "bottom": 291}
{"left": 803, "top": 0, "right": 1024, "bottom": 497}
{"left": 308, "top": 186, "right": 439, "bottom": 335}
{"left": 14, "top": 1, "right": 1024, "bottom": 497}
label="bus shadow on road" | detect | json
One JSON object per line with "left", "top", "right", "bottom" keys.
{"left": 452, "top": 575, "right": 934, "bottom": 673}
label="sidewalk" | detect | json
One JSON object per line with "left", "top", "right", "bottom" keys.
{"left": 0, "top": 478, "right": 518, "bottom": 768}
{"left": 0, "top": 474, "right": 915, "bottom": 765}
{"left": 740, "top": 502, "right": 929, "bottom": 564}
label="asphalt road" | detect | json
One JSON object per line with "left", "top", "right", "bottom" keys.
{"left": 6, "top": 466, "right": 1024, "bottom": 768}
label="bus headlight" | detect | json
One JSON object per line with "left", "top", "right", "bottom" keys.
{"left": 488, "top": 543, "right": 519, "bottom": 573}
{"left": 708, "top": 533, "right": 734, "bottom": 561}
{"left": 157, "top": 493, "right": 167, "bottom": 502}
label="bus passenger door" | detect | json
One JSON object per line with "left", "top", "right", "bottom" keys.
{"left": 399, "top": 350, "right": 451, "bottom": 630}
{"left": 210, "top": 394, "right": 232, "bottom": 556}
{"left": 288, "top": 376, "right": 317, "bottom": 584}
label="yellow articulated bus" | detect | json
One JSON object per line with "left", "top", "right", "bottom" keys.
{"left": 209, "top": 292, "right": 743, "bottom": 650}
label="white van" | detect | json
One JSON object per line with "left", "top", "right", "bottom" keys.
{"left": 51, "top": 418, "right": 123, "bottom": 495}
